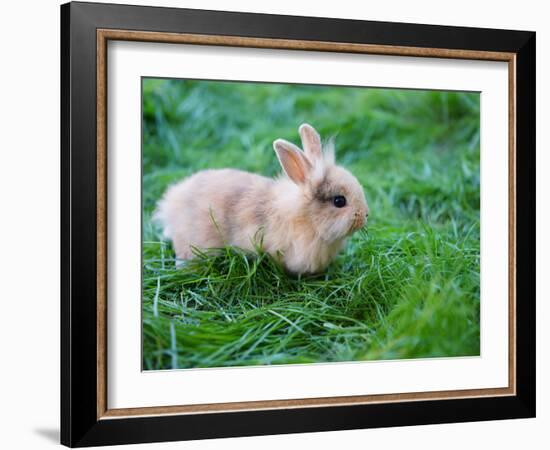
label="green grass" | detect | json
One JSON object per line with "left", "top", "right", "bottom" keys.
{"left": 142, "top": 78, "right": 480, "bottom": 370}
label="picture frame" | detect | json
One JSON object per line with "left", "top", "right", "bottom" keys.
{"left": 60, "top": 1, "right": 536, "bottom": 447}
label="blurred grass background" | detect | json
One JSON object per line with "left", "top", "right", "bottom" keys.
{"left": 142, "top": 78, "right": 480, "bottom": 370}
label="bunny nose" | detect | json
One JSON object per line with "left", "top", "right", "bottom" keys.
{"left": 351, "top": 210, "right": 366, "bottom": 231}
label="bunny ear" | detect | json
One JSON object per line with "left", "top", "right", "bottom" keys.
{"left": 273, "top": 139, "right": 312, "bottom": 185}
{"left": 299, "top": 123, "right": 322, "bottom": 163}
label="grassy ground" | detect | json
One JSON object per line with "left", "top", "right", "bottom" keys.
{"left": 142, "top": 78, "right": 480, "bottom": 370}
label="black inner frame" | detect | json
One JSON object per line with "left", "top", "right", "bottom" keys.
{"left": 61, "top": 2, "right": 536, "bottom": 447}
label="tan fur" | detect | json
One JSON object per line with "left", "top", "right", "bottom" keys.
{"left": 155, "top": 124, "right": 369, "bottom": 275}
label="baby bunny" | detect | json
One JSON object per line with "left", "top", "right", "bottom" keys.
{"left": 155, "top": 124, "right": 369, "bottom": 275}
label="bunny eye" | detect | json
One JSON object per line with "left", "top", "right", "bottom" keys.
{"left": 333, "top": 195, "right": 346, "bottom": 208}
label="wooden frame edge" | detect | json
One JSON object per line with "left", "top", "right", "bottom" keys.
{"left": 96, "top": 28, "right": 517, "bottom": 421}
{"left": 100, "top": 387, "right": 515, "bottom": 420}
{"left": 98, "top": 28, "right": 515, "bottom": 61}
{"left": 97, "top": 29, "right": 108, "bottom": 419}
{"left": 508, "top": 55, "right": 517, "bottom": 395}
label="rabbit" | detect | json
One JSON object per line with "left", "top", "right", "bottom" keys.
{"left": 154, "top": 123, "right": 369, "bottom": 275}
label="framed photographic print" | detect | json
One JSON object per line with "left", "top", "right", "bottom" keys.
{"left": 60, "top": 1, "right": 536, "bottom": 447}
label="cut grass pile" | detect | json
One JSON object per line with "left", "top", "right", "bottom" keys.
{"left": 142, "top": 79, "right": 480, "bottom": 370}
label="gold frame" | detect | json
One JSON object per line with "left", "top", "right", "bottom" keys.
{"left": 96, "top": 29, "right": 516, "bottom": 420}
